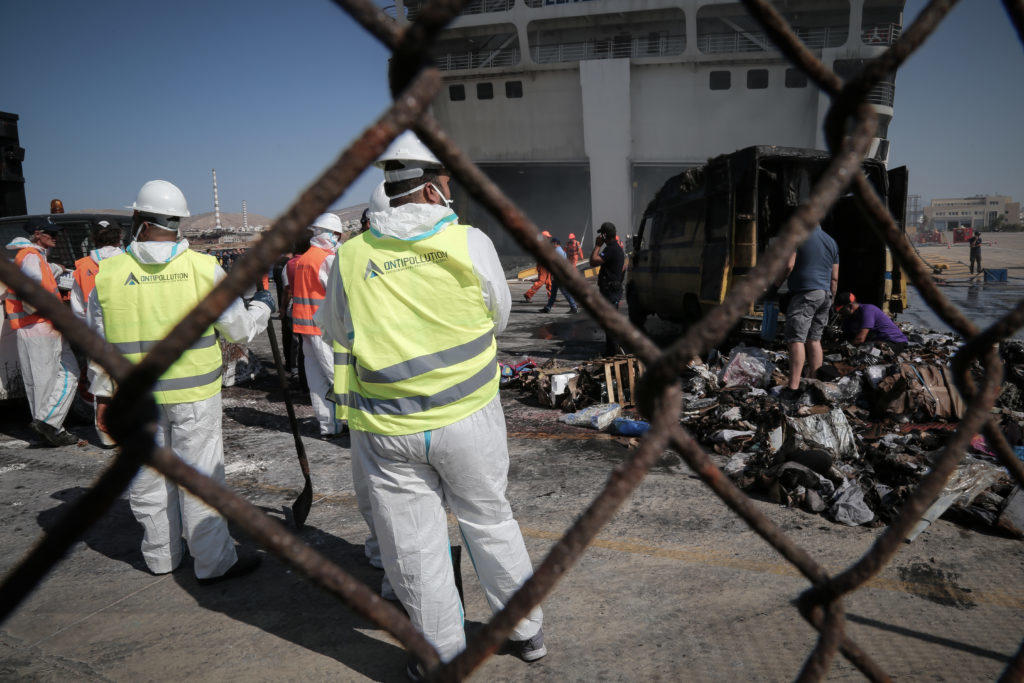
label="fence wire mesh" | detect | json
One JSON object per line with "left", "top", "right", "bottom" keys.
{"left": 2, "top": 0, "right": 1024, "bottom": 679}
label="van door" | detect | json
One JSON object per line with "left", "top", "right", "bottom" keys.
{"left": 699, "top": 158, "right": 732, "bottom": 306}
{"left": 886, "top": 165, "right": 909, "bottom": 314}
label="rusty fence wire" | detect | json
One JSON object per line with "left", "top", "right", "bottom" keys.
{"left": 2, "top": 0, "right": 1024, "bottom": 679}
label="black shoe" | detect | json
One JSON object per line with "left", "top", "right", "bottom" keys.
{"left": 406, "top": 659, "right": 427, "bottom": 682}
{"left": 539, "top": 307, "right": 550, "bottom": 313}
{"left": 508, "top": 628, "right": 547, "bottom": 662}
{"left": 778, "top": 387, "right": 803, "bottom": 402}
{"left": 31, "top": 421, "right": 79, "bottom": 447}
{"left": 197, "top": 552, "right": 262, "bottom": 585}
{"left": 569, "top": 307, "right": 580, "bottom": 314}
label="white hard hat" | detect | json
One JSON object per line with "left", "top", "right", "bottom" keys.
{"left": 130, "top": 180, "right": 190, "bottom": 217}
{"left": 374, "top": 131, "right": 442, "bottom": 183}
{"left": 311, "top": 212, "right": 344, "bottom": 234}
{"left": 369, "top": 181, "right": 389, "bottom": 213}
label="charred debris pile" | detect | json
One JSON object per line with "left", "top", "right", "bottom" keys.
{"left": 501, "top": 326, "right": 1024, "bottom": 539}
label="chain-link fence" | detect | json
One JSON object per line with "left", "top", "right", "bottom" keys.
{"left": 2, "top": 0, "right": 1023, "bottom": 679}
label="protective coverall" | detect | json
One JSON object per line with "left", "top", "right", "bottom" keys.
{"left": 522, "top": 265, "right": 551, "bottom": 302}
{"left": 4, "top": 237, "right": 80, "bottom": 432}
{"left": 88, "top": 238, "right": 270, "bottom": 579}
{"left": 316, "top": 201, "right": 541, "bottom": 662}
{"left": 71, "top": 245, "right": 124, "bottom": 447}
{"left": 292, "top": 232, "right": 343, "bottom": 436}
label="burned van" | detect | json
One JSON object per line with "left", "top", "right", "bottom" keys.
{"left": 626, "top": 146, "right": 908, "bottom": 329}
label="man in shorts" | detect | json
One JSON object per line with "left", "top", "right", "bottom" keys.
{"left": 776, "top": 224, "right": 838, "bottom": 399}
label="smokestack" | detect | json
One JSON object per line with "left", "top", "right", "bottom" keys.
{"left": 212, "top": 169, "right": 222, "bottom": 231}
{"left": 242, "top": 200, "right": 248, "bottom": 231}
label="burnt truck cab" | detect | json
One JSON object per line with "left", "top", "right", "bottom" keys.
{"left": 626, "top": 146, "right": 908, "bottom": 329}
{"left": 0, "top": 213, "right": 133, "bottom": 401}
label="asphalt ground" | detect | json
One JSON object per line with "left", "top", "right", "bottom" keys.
{"left": 0, "top": 283, "right": 1022, "bottom": 681}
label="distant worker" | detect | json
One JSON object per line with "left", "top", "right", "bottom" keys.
{"left": 540, "top": 237, "right": 579, "bottom": 314}
{"left": 293, "top": 212, "right": 347, "bottom": 437}
{"left": 318, "top": 131, "right": 544, "bottom": 672}
{"left": 834, "top": 292, "right": 908, "bottom": 352}
{"left": 359, "top": 208, "right": 371, "bottom": 234}
{"left": 71, "top": 219, "right": 125, "bottom": 448}
{"left": 969, "top": 230, "right": 983, "bottom": 274}
{"left": 282, "top": 229, "right": 312, "bottom": 385}
{"left": 522, "top": 230, "right": 553, "bottom": 303}
{"left": 88, "top": 179, "right": 275, "bottom": 583}
{"left": 774, "top": 224, "right": 838, "bottom": 400}
{"left": 3, "top": 221, "right": 80, "bottom": 446}
{"left": 565, "top": 232, "right": 583, "bottom": 266}
{"left": 589, "top": 222, "right": 627, "bottom": 355}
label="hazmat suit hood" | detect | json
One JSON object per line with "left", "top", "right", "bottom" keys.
{"left": 310, "top": 230, "right": 340, "bottom": 252}
{"left": 88, "top": 246, "right": 123, "bottom": 263}
{"left": 7, "top": 236, "right": 42, "bottom": 254}
{"left": 366, "top": 202, "right": 457, "bottom": 241}
{"left": 127, "top": 238, "right": 191, "bottom": 265}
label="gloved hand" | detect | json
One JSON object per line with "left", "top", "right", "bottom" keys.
{"left": 251, "top": 289, "right": 277, "bottom": 314}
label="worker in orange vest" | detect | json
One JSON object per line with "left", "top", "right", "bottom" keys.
{"left": 4, "top": 221, "right": 80, "bottom": 446}
{"left": 523, "top": 230, "right": 553, "bottom": 302}
{"left": 70, "top": 219, "right": 124, "bottom": 447}
{"left": 293, "top": 212, "right": 348, "bottom": 436}
{"left": 565, "top": 232, "right": 583, "bottom": 266}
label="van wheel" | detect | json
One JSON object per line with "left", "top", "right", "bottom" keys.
{"left": 626, "top": 286, "right": 646, "bottom": 331}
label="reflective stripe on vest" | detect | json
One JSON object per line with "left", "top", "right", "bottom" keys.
{"left": 4, "top": 247, "right": 58, "bottom": 329}
{"left": 335, "top": 222, "right": 499, "bottom": 435}
{"left": 292, "top": 246, "right": 331, "bottom": 335}
{"left": 95, "top": 249, "right": 222, "bottom": 404}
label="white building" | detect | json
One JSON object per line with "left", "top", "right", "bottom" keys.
{"left": 394, "top": 0, "right": 903, "bottom": 254}
{"left": 923, "top": 195, "right": 1021, "bottom": 230}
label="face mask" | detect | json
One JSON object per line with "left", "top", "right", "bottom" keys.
{"left": 428, "top": 182, "right": 454, "bottom": 210}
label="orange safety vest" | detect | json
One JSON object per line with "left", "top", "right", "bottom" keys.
{"left": 566, "top": 238, "right": 583, "bottom": 264}
{"left": 4, "top": 247, "right": 58, "bottom": 329}
{"left": 73, "top": 255, "right": 100, "bottom": 302}
{"left": 292, "top": 245, "right": 331, "bottom": 335}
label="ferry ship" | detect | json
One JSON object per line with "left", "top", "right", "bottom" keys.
{"left": 392, "top": 0, "right": 903, "bottom": 254}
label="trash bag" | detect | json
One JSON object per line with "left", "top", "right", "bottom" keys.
{"left": 829, "top": 479, "right": 875, "bottom": 526}
{"left": 719, "top": 345, "right": 774, "bottom": 388}
{"left": 559, "top": 403, "right": 621, "bottom": 430}
{"left": 784, "top": 408, "right": 859, "bottom": 460}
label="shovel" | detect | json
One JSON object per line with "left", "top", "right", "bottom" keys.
{"left": 265, "top": 315, "right": 314, "bottom": 528}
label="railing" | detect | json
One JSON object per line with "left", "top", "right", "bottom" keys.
{"left": 524, "top": 0, "right": 601, "bottom": 7}
{"left": 435, "top": 46, "right": 521, "bottom": 71}
{"left": 531, "top": 35, "right": 685, "bottom": 64}
{"left": 865, "top": 80, "right": 896, "bottom": 107}
{"left": 862, "top": 22, "right": 902, "bottom": 46}
{"left": 698, "top": 25, "right": 848, "bottom": 53}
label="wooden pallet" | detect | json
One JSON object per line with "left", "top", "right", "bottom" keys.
{"left": 602, "top": 356, "right": 644, "bottom": 407}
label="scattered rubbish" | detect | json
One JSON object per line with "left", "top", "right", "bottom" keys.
{"left": 711, "top": 429, "right": 756, "bottom": 443}
{"left": 559, "top": 403, "right": 622, "bottom": 430}
{"left": 829, "top": 479, "right": 875, "bottom": 526}
{"left": 610, "top": 417, "right": 650, "bottom": 436}
{"left": 784, "top": 409, "right": 858, "bottom": 461}
{"left": 720, "top": 345, "right": 774, "bottom": 388}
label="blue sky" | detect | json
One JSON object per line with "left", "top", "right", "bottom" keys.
{"left": 1, "top": 0, "right": 1022, "bottom": 218}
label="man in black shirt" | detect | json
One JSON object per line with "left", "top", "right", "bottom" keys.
{"left": 590, "top": 222, "right": 627, "bottom": 355}
{"left": 969, "top": 231, "right": 983, "bottom": 274}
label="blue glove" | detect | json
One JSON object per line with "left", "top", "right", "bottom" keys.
{"left": 251, "top": 289, "right": 277, "bottom": 314}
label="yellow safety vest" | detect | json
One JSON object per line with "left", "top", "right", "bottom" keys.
{"left": 96, "top": 249, "right": 222, "bottom": 404}
{"left": 334, "top": 221, "right": 498, "bottom": 435}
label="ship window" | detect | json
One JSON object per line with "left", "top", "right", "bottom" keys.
{"left": 785, "top": 68, "right": 808, "bottom": 88}
{"left": 476, "top": 82, "right": 494, "bottom": 100}
{"left": 709, "top": 71, "right": 731, "bottom": 90}
{"left": 505, "top": 80, "right": 523, "bottom": 98}
{"left": 746, "top": 69, "right": 768, "bottom": 89}
{"left": 449, "top": 84, "right": 466, "bottom": 101}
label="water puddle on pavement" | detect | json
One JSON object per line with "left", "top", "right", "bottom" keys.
{"left": 904, "top": 284, "right": 1024, "bottom": 338}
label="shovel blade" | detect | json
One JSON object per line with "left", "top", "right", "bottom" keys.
{"left": 291, "top": 478, "right": 313, "bottom": 529}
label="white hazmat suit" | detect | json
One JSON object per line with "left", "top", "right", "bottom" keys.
{"left": 5, "top": 237, "right": 80, "bottom": 431}
{"left": 316, "top": 201, "right": 540, "bottom": 661}
{"left": 88, "top": 238, "right": 270, "bottom": 579}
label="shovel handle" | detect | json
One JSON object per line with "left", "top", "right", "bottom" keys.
{"left": 266, "top": 316, "right": 311, "bottom": 479}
